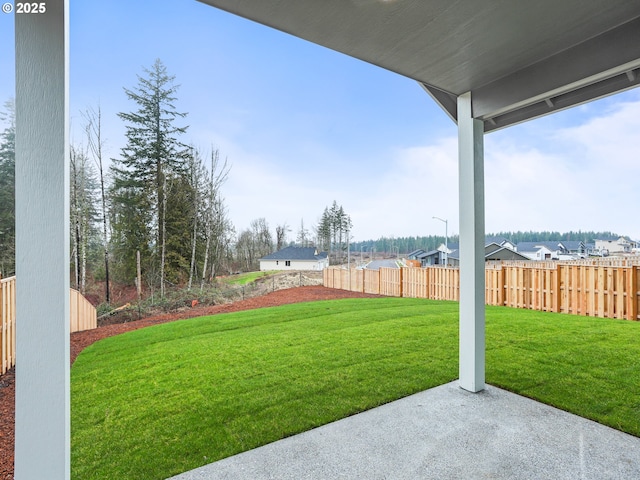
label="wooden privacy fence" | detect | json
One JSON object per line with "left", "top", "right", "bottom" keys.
{"left": 0, "top": 276, "right": 97, "bottom": 375}
{"left": 70, "top": 288, "right": 98, "bottom": 333}
{"left": 1, "top": 276, "right": 16, "bottom": 375}
{"left": 324, "top": 263, "right": 640, "bottom": 321}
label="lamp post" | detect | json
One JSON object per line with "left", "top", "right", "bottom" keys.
{"left": 433, "top": 216, "right": 448, "bottom": 266}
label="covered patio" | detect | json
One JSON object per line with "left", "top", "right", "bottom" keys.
{"left": 168, "top": 382, "right": 640, "bottom": 479}
{"left": 14, "top": 1, "right": 640, "bottom": 478}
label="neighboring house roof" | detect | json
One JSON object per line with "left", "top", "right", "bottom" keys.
{"left": 516, "top": 241, "right": 560, "bottom": 253}
{"left": 558, "top": 241, "right": 586, "bottom": 252}
{"left": 407, "top": 249, "right": 426, "bottom": 259}
{"left": 447, "top": 246, "right": 529, "bottom": 262}
{"left": 260, "top": 246, "right": 327, "bottom": 261}
{"left": 485, "top": 247, "right": 530, "bottom": 261}
{"left": 517, "top": 241, "right": 588, "bottom": 254}
{"left": 485, "top": 242, "right": 503, "bottom": 255}
{"left": 365, "top": 259, "right": 400, "bottom": 270}
{"left": 416, "top": 250, "right": 440, "bottom": 260}
{"left": 485, "top": 236, "right": 513, "bottom": 247}
{"left": 448, "top": 237, "right": 514, "bottom": 253}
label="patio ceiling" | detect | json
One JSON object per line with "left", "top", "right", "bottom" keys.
{"left": 198, "top": 0, "right": 640, "bottom": 132}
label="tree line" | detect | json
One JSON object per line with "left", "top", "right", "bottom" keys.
{"left": 352, "top": 230, "right": 626, "bottom": 256}
{"left": 0, "top": 59, "right": 355, "bottom": 302}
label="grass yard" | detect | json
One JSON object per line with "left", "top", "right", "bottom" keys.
{"left": 71, "top": 298, "right": 640, "bottom": 479}
{"left": 220, "top": 270, "right": 277, "bottom": 285}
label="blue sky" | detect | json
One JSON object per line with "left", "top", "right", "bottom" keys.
{"left": 1, "top": 1, "right": 639, "bottom": 242}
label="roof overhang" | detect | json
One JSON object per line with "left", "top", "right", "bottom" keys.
{"left": 198, "top": 0, "right": 640, "bottom": 132}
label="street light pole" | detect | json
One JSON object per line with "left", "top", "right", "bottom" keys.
{"left": 433, "top": 216, "right": 448, "bottom": 266}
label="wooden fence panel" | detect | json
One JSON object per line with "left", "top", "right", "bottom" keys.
{"left": 428, "top": 267, "right": 459, "bottom": 301}
{"left": 350, "top": 268, "right": 364, "bottom": 293}
{"left": 70, "top": 288, "right": 97, "bottom": 333}
{"left": 340, "top": 269, "right": 350, "bottom": 292}
{"left": 364, "top": 269, "right": 380, "bottom": 295}
{"left": 1, "top": 276, "right": 16, "bottom": 375}
{"left": 323, "top": 262, "right": 640, "bottom": 321}
{"left": 485, "top": 267, "right": 503, "bottom": 306}
{"left": 380, "top": 268, "right": 401, "bottom": 297}
{"left": 0, "top": 277, "right": 97, "bottom": 375}
{"left": 403, "top": 267, "right": 428, "bottom": 298}
{"left": 633, "top": 267, "right": 640, "bottom": 320}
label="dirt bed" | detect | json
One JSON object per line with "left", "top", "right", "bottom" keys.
{"left": 0, "top": 285, "right": 380, "bottom": 479}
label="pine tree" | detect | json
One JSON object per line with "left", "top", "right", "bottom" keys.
{"left": 315, "top": 208, "right": 332, "bottom": 253}
{"left": 110, "top": 59, "right": 189, "bottom": 293}
{"left": 318, "top": 201, "right": 352, "bottom": 264}
{"left": 0, "top": 99, "right": 15, "bottom": 276}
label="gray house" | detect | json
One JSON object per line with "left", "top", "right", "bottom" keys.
{"left": 447, "top": 242, "right": 530, "bottom": 266}
{"left": 259, "top": 246, "right": 329, "bottom": 271}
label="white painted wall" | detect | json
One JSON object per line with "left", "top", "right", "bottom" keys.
{"left": 260, "top": 258, "right": 328, "bottom": 271}
{"left": 595, "top": 238, "right": 632, "bottom": 254}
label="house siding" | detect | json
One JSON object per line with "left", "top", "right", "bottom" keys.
{"left": 260, "top": 258, "right": 329, "bottom": 271}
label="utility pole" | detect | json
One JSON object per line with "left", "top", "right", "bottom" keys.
{"left": 433, "top": 216, "right": 448, "bottom": 266}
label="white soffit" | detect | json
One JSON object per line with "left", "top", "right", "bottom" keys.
{"left": 197, "top": 0, "right": 640, "bottom": 132}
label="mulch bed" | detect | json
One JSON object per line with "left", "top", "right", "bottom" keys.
{"left": 0, "top": 286, "right": 380, "bottom": 479}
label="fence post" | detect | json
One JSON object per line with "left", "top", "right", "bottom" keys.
{"left": 498, "top": 266, "right": 505, "bottom": 306}
{"left": 629, "top": 267, "right": 638, "bottom": 321}
{"left": 0, "top": 274, "right": 4, "bottom": 375}
{"left": 555, "top": 265, "right": 562, "bottom": 313}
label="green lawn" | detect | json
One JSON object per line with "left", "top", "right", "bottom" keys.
{"left": 71, "top": 298, "right": 640, "bottom": 479}
{"left": 220, "top": 270, "right": 276, "bottom": 285}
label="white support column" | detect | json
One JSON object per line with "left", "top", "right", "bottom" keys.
{"left": 15, "top": 1, "right": 70, "bottom": 479}
{"left": 457, "top": 91, "right": 485, "bottom": 393}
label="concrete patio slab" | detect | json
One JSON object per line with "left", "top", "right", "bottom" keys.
{"left": 168, "top": 381, "right": 640, "bottom": 480}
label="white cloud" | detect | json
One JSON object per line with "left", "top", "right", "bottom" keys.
{"left": 482, "top": 96, "right": 640, "bottom": 238}
{"left": 350, "top": 94, "right": 640, "bottom": 241}
{"left": 200, "top": 94, "right": 640, "bottom": 243}
{"left": 348, "top": 137, "right": 459, "bottom": 240}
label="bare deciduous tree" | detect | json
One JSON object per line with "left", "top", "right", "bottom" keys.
{"left": 82, "top": 104, "right": 111, "bottom": 302}
{"left": 276, "top": 222, "right": 290, "bottom": 251}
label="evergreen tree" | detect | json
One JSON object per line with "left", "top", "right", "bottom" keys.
{"left": 315, "top": 208, "right": 332, "bottom": 253}
{"left": 315, "top": 201, "right": 352, "bottom": 263}
{"left": 0, "top": 99, "right": 15, "bottom": 276}
{"left": 110, "top": 59, "right": 189, "bottom": 292}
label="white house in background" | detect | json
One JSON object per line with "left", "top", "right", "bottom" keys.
{"left": 259, "top": 246, "right": 329, "bottom": 271}
{"left": 595, "top": 237, "right": 637, "bottom": 255}
{"left": 516, "top": 240, "right": 589, "bottom": 261}
{"left": 516, "top": 242, "right": 559, "bottom": 261}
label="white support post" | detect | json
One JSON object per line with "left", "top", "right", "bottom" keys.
{"left": 15, "top": 1, "right": 70, "bottom": 479}
{"left": 457, "top": 91, "right": 485, "bottom": 393}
